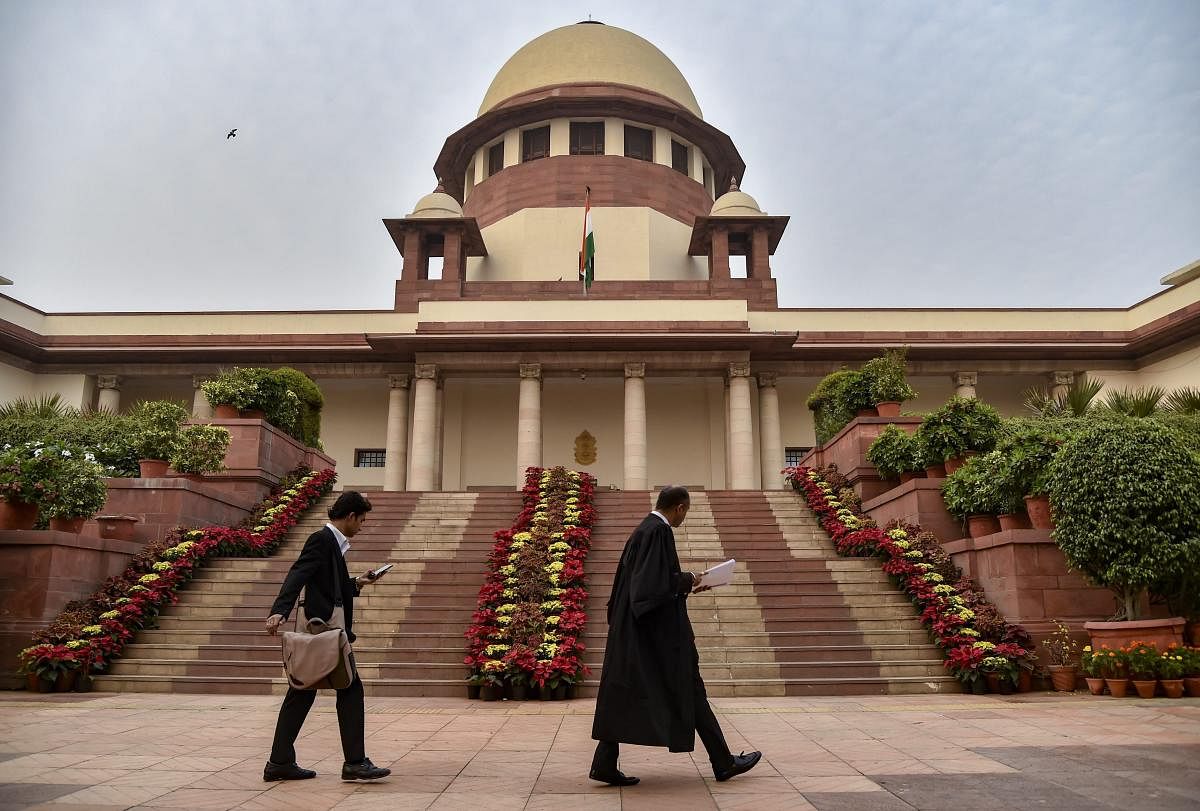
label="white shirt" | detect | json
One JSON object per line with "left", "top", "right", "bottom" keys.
{"left": 326, "top": 522, "right": 350, "bottom": 557}
{"left": 651, "top": 510, "right": 671, "bottom": 527}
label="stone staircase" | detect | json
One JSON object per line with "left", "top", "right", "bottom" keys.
{"left": 94, "top": 489, "right": 957, "bottom": 696}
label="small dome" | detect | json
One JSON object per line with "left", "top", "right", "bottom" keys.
{"left": 710, "top": 180, "right": 764, "bottom": 216}
{"left": 479, "top": 22, "right": 702, "bottom": 118}
{"left": 409, "top": 183, "right": 463, "bottom": 218}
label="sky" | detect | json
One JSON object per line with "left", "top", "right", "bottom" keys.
{"left": 1, "top": 0, "right": 1197, "bottom": 313}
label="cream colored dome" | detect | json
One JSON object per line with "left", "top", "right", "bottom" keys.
{"left": 711, "top": 183, "right": 764, "bottom": 216}
{"left": 409, "top": 186, "right": 463, "bottom": 218}
{"left": 479, "top": 22, "right": 702, "bottom": 118}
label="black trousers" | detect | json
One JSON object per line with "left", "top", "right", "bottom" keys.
{"left": 269, "top": 668, "right": 365, "bottom": 765}
{"left": 592, "top": 662, "right": 733, "bottom": 773}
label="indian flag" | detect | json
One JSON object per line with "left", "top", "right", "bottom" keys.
{"left": 579, "top": 186, "right": 594, "bottom": 292}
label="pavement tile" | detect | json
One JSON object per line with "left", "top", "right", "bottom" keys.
{"left": 0, "top": 782, "right": 85, "bottom": 807}
{"left": 136, "top": 787, "right": 265, "bottom": 808}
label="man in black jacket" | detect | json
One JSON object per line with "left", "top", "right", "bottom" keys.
{"left": 263, "top": 491, "right": 390, "bottom": 782}
{"left": 590, "top": 485, "right": 761, "bottom": 786}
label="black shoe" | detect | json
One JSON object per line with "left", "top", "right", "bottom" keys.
{"left": 342, "top": 757, "right": 391, "bottom": 781}
{"left": 714, "top": 751, "right": 762, "bottom": 782}
{"left": 263, "top": 761, "right": 316, "bottom": 782}
{"left": 589, "top": 768, "right": 640, "bottom": 786}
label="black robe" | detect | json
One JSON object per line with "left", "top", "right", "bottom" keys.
{"left": 591, "top": 514, "right": 697, "bottom": 752}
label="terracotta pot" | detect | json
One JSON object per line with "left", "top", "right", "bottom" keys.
{"left": 875, "top": 401, "right": 901, "bottom": 417}
{"left": 1024, "top": 495, "right": 1053, "bottom": 530}
{"left": 138, "top": 458, "right": 170, "bottom": 478}
{"left": 1084, "top": 618, "right": 1186, "bottom": 652}
{"left": 997, "top": 513, "right": 1032, "bottom": 532}
{"left": 479, "top": 684, "right": 500, "bottom": 701}
{"left": 944, "top": 457, "right": 965, "bottom": 475}
{"left": 984, "top": 672, "right": 1012, "bottom": 694}
{"left": 967, "top": 515, "right": 1001, "bottom": 539}
{"left": 1105, "top": 677, "right": 1129, "bottom": 698}
{"left": 48, "top": 516, "right": 86, "bottom": 534}
{"left": 1048, "top": 665, "right": 1077, "bottom": 692}
{"left": 213, "top": 404, "right": 240, "bottom": 418}
{"left": 240, "top": 408, "right": 266, "bottom": 419}
{"left": 466, "top": 684, "right": 481, "bottom": 700}
{"left": 1186, "top": 621, "right": 1200, "bottom": 647}
{"left": 0, "top": 498, "right": 39, "bottom": 530}
{"left": 925, "top": 463, "right": 947, "bottom": 478}
{"left": 1183, "top": 676, "right": 1200, "bottom": 697}
{"left": 1131, "top": 679, "right": 1157, "bottom": 699}
{"left": 899, "top": 472, "right": 917, "bottom": 484}
{"left": 97, "top": 515, "right": 138, "bottom": 541}
{"left": 1161, "top": 679, "right": 1184, "bottom": 698}
{"left": 1017, "top": 669, "right": 1033, "bottom": 693}
{"left": 1084, "top": 677, "right": 1106, "bottom": 696}
{"left": 54, "top": 670, "right": 78, "bottom": 692}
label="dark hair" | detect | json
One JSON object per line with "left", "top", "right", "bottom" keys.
{"left": 328, "top": 491, "right": 372, "bottom": 520}
{"left": 655, "top": 485, "right": 690, "bottom": 511}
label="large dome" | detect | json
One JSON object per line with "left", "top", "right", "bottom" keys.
{"left": 478, "top": 22, "right": 702, "bottom": 118}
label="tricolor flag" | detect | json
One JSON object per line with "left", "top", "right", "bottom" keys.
{"left": 579, "top": 186, "right": 594, "bottom": 292}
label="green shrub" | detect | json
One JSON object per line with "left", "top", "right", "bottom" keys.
{"left": 915, "top": 397, "right": 1003, "bottom": 463}
{"left": 1151, "top": 412, "right": 1200, "bottom": 458}
{"left": 169, "top": 425, "right": 231, "bottom": 474}
{"left": 807, "top": 369, "right": 873, "bottom": 445}
{"left": 940, "top": 451, "right": 1015, "bottom": 519}
{"left": 202, "top": 367, "right": 316, "bottom": 446}
{"left": 866, "top": 425, "right": 921, "bottom": 479}
{"left": 127, "top": 401, "right": 189, "bottom": 461}
{"left": 40, "top": 451, "right": 108, "bottom": 519}
{"left": 268, "top": 367, "right": 323, "bottom": 447}
{"left": 995, "top": 417, "right": 1081, "bottom": 498}
{"left": 861, "top": 348, "right": 917, "bottom": 405}
{"left": 1048, "top": 418, "right": 1200, "bottom": 620}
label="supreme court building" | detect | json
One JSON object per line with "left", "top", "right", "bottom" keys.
{"left": 2, "top": 21, "right": 1198, "bottom": 492}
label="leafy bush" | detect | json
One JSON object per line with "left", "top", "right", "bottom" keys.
{"left": 0, "top": 442, "right": 66, "bottom": 504}
{"left": 866, "top": 425, "right": 922, "bottom": 479}
{"left": 267, "top": 367, "right": 322, "bottom": 447}
{"left": 995, "top": 417, "right": 1081, "bottom": 498}
{"left": 0, "top": 399, "right": 140, "bottom": 477}
{"left": 861, "top": 347, "right": 917, "bottom": 405}
{"left": 807, "top": 369, "right": 873, "bottom": 445}
{"left": 127, "top": 401, "right": 190, "bottom": 461}
{"left": 915, "top": 397, "right": 1002, "bottom": 463}
{"left": 202, "top": 367, "right": 319, "bottom": 446}
{"left": 1048, "top": 418, "right": 1200, "bottom": 620}
{"left": 941, "top": 451, "right": 1014, "bottom": 519}
{"left": 40, "top": 450, "right": 108, "bottom": 519}
{"left": 169, "top": 425, "right": 231, "bottom": 474}
{"left": 1151, "top": 412, "right": 1200, "bottom": 458}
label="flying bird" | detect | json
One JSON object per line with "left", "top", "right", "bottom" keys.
{"left": 227, "top": 128, "right": 237, "bottom": 139}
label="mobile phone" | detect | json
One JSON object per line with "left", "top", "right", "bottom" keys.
{"left": 369, "top": 563, "right": 393, "bottom": 579}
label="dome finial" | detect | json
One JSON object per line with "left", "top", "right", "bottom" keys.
{"left": 435, "top": 178, "right": 446, "bottom": 194}
{"left": 729, "top": 177, "right": 740, "bottom": 193}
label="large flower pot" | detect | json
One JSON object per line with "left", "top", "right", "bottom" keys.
{"left": 0, "top": 498, "right": 39, "bottom": 530}
{"left": 899, "top": 471, "right": 917, "bottom": 484}
{"left": 1024, "top": 495, "right": 1053, "bottom": 530}
{"left": 967, "top": 515, "right": 1001, "bottom": 539}
{"left": 1161, "top": 679, "right": 1184, "bottom": 698}
{"left": 213, "top": 404, "right": 240, "bottom": 418}
{"left": 1048, "top": 665, "right": 1077, "bottom": 692}
{"left": 1105, "top": 677, "right": 1129, "bottom": 698}
{"left": 97, "top": 515, "right": 138, "bottom": 541}
{"left": 479, "top": 684, "right": 500, "bottom": 702}
{"left": 1017, "top": 669, "right": 1033, "bottom": 693}
{"left": 1186, "top": 621, "right": 1200, "bottom": 647}
{"left": 54, "top": 670, "right": 78, "bottom": 692}
{"left": 48, "top": 516, "right": 86, "bottom": 534}
{"left": 1131, "top": 679, "right": 1157, "bottom": 699}
{"left": 1084, "top": 677, "right": 1106, "bottom": 696}
{"left": 876, "top": 401, "right": 902, "bottom": 418}
{"left": 1084, "top": 618, "right": 1186, "bottom": 652}
{"left": 984, "top": 673, "right": 1012, "bottom": 695}
{"left": 1184, "top": 677, "right": 1200, "bottom": 697}
{"left": 138, "top": 458, "right": 170, "bottom": 478}
{"left": 944, "top": 457, "right": 965, "bottom": 475}
{"left": 998, "top": 513, "right": 1032, "bottom": 532}
{"left": 925, "top": 463, "right": 947, "bottom": 479}
{"left": 240, "top": 408, "right": 266, "bottom": 419}
{"left": 855, "top": 408, "right": 877, "bottom": 418}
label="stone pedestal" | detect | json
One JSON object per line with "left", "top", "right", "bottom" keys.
{"left": 84, "top": 478, "right": 259, "bottom": 544}
{"left": 862, "top": 478, "right": 962, "bottom": 543}
{"left": 198, "top": 418, "right": 336, "bottom": 503}
{"left": 800, "top": 416, "right": 923, "bottom": 501}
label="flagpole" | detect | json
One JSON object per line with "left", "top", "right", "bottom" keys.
{"left": 580, "top": 187, "right": 590, "bottom": 297}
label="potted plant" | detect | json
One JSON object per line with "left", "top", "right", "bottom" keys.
{"left": 1080, "top": 645, "right": 1105, "bottom": 695}
{"left": 128, "top": 401, "right": 189, "bottom": 477}
{"left": 479, "top": 670, "right": 503, "bottom": 701}
{"left": 1158, "top": 646, "right": 1186, "bottom": 698}
{"left": 915, "top": 397, "right": 1003, "bottom": 472}
{"left": 507, "top": 670, "right": 529, "bottom": 701}
{"left": 1041, "top": 620, "right": 1079, "bottom": 692}
{"left": 981, "top": 655, "right": 1016, "bottom": 694}
{"left": 168, "top": 424, "right": 231, "bottom": 480}
{"left": 1125, "top": 642, "right": 1159, "bottom": 698}
{"left": 40, "top": 450, "right": 108, "bottom": 534}
{"left": 1098, "top": 646, "right": 1129, "bottom": 697}
{"left": 1049, "top": 418, "right": 1197, "bottom": 630}
{"left": 866, "top": 424, "right": 921, "bottom": 484}
{"left": 200, "top": 369, "right": 259, "bottom": 418}
{"left": 0, "top": 441, "right": 60, "bottom": 529}
{"left": 465, "top": 673, "right": 483, "bottom": 700}
{"left": 1182, "top": 646, "right": 1200, "bottom": 697}
{"left": 997, "top": 418, "right": 1074, "bottom": 530}
{"left": 807, "top": 369, "right": 872, "bottom": 445}
{"left": 941, "top": 453, "right": 1009, "bottom": 538}
{"left": 861, "top": 348, "right": 917, "bottom": 417}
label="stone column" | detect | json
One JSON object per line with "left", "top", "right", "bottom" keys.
{"left": 758, "top": 373, "right": 784, "bottom": 489}
{"left": 623, "top": 362, "right": 648, "bottom": 490}
{"left": 96, "top": 375, "right": 121, "bottom": 413}
{"left": 409, "top": 364, "right": 438, "bottom": 491}
{"left": 516, "top": 363, "right": 542, "bottom": 486}
{"left": 1050, "top": 371, "right": 1075, "bottom": 401}
{"left": 723, "top": 378, "right": 732, "bottom": 487}
{"left": 383, "top": 374, "right": 410, "bottom": 492}
{"left": 953, "top": 372, "right": 978, "bottom": 399}
{"left": 191, "top": 375, "right": 213, "bottom": 418}
{"left": 749, "top": 226, "right": 771, "bottom": 279}
{"left": 728, "top": 362, "right": 755, "bottom": 489}
{"left": 433, "top": 379, "right": 445, "bottom": 491}
{"left": 710, "top": 227, "right": 731, "bottom": 280}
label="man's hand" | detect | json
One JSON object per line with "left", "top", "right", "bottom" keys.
{"left": 265, "top": 614, "right": 285, "bottom": 635}
{"left": 356, "top": 568, "right": 385, "bottom": 589}
{"left": 691, "top": 573, "right": 712, "bottom": 594}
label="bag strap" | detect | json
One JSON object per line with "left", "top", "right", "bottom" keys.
{"left": 330, "top": 535, "right": 344, "bottom": 607}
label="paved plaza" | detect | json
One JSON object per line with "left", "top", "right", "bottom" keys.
{"left": 0, "top": 692, "right": 1197, "bottom": 810}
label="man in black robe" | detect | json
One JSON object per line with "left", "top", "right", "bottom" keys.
{"left": 590, "top": 485, "right": 761, "bottom": 786}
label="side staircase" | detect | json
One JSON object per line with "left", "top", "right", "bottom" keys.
{"left": 94, "top": 489, "right": 957, "bottom": 696}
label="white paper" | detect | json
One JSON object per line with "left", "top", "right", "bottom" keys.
{"left": 697, "top": 558, "right": 736, "bottom": 589}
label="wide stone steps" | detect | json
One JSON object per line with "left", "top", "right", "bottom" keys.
{"left": 95, "top": 489, "right": 959, "bottom": 697}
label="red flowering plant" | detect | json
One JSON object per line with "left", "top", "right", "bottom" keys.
{"left": 784, "top": 464, "right": 1031, "bottom": 688}
{"left": 18, "top": 467, "right": 336, "bottom": 680}
{"left": 465, "top": 465, "right": 596, "bottom": 694}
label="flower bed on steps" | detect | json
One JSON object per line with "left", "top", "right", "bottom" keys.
{"left": 786, "top": 465, "right": 1033, "bottom": 691}
{"left": 17, "top": 467, "right": 336, "bottom": 688}
{"left": 464, "top": 466, "right": 596, "bottom": 698}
